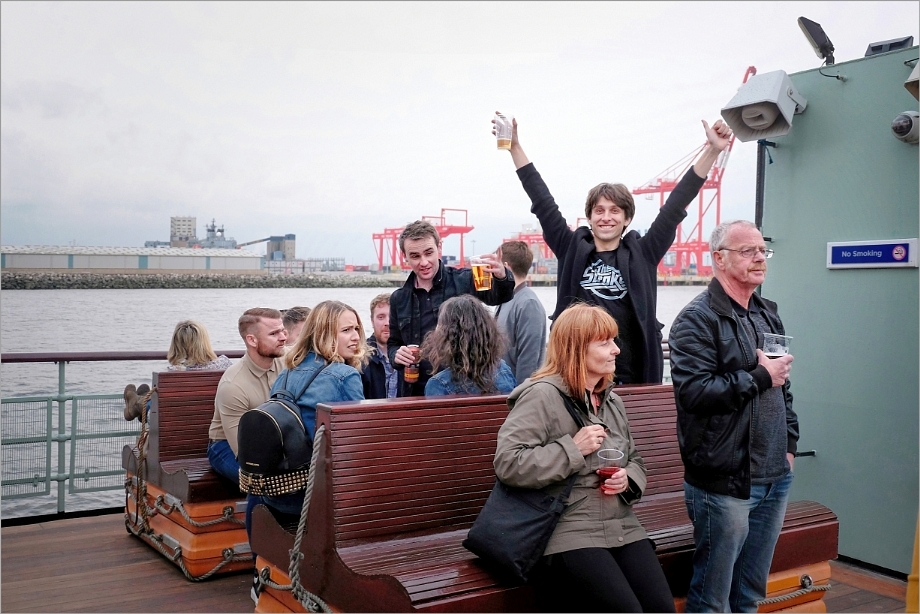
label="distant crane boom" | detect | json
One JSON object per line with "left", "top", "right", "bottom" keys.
{"left": 373, "top": 209, "right": 473, "bottom": 270}
{"left": 236, "top": 237, "right": 271, "bottom": 248}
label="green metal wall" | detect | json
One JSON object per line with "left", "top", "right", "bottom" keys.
{"left": 761, "top": 47, "right": 919, "bottom": 574}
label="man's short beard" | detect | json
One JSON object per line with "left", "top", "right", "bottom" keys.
{"left": 256, "top": 342, "right": 284, "bottom": 359}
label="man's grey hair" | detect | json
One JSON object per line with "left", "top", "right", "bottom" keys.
{"left": 710, "top": 220, "right": 759, "bottom": 251}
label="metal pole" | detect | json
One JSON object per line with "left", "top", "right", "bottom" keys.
{"left": 755, "top": 141, "right": 765, "bottom": 231}
{"left": 56, "top": 361, "right": 67, "bottom": 513}
{"left": 754, "top": 139, "right": 776, "bottom": 232}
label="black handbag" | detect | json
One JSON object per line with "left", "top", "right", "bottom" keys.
{"left": 237, "top": 361, "right": 328, "bottom": 496}
{"left": 462, "top": 386, "right": 587, "bottom": 584}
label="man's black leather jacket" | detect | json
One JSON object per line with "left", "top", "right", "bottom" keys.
{"left": 668, "top": 278, "right": 799, "bottom": 499}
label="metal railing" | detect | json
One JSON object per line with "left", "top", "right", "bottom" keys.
{"left": 1, "top": 350, "right": 243, "bottom": 515}
{"left": 1, "top": 345, "right": 670, "bottom": 516}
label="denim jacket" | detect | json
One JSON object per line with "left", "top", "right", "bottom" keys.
{"left": 262, "top": 352, "right": 364, "bottom": 515}
{"left": 269, "top": 352, "right": 365, "bottom": 439}
{"left": 424, "top": 360, "right": 517, "bottom": 396}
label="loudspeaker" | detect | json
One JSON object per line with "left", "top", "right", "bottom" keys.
{"left": 720, "top": 70, "right": 808, "bottom": 142}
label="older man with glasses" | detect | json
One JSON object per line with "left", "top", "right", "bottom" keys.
{"left": 668, "top": 220, "right": 798, "bottom": 613}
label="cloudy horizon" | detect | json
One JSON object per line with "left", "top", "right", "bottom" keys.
{"left": 2, "top": 1, "right": 917, "bottom": 265}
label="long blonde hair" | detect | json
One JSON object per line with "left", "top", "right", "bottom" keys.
{"left": 167, "top": 320, "right": 218, "bottom": 367}
{"left": 285, "top": 300, "right": 369, "bottom": 370}
{"left": 531, "top": 303, "right": 619, "bottom": 394}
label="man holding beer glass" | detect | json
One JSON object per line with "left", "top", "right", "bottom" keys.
{"left": 388, "top": 220, "right": 514, "bottom": 396}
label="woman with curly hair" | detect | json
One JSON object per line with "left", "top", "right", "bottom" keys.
{"left": 422, "top": 295, "right": 517, "bottom": 396}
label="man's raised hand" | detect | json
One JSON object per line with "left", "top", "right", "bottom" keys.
{"left": 702, "top": 119, "right": 733, "bottom": 152}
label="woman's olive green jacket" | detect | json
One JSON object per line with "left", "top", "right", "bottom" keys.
{"left": 494, "top": 374, "right": 649, "bottom": 556}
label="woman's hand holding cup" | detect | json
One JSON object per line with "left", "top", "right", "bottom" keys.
{"left": 599, "top": 467, "right": 628, "bottom": 495}
{"left": 597, "top": 448, "right": 627, "bottom": 496}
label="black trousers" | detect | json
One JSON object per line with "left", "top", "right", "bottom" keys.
{"left": 531, "top": 539, "right": 675, "bottom": 613}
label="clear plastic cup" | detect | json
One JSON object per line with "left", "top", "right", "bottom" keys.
{"left": 495, "top": 113, "right": 513, "bottom": 150}
{"left": 597, "top": 448, "right": 625, "bottom": 494}
{"left": 762, "top": 333, "right": 792, "bottom": 358}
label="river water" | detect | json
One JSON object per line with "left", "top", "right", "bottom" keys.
{"left": 0, "top": 285, "right": 704, "bottom": 518}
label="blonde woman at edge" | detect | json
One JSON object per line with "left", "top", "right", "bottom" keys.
{"left": 123, "top": 320, "right": 230, "bottom": 421}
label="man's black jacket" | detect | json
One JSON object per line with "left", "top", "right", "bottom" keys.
{"left": 668, "top": 278, "right": 799, "bottom": 499}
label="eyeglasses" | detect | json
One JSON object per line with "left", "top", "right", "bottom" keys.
{"left": 719, "top": 247, "right": 774, "bottom": 259}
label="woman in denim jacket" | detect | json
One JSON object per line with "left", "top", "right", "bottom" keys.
{"left": 423, "top": 295, "right": 517, "bottom": 396}
{"left": 246, "top": 300, "right": 367, "bottom": 530}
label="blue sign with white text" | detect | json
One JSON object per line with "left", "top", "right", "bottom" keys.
{"left": 826, "top": 239, "right": 917, "bottom": 269}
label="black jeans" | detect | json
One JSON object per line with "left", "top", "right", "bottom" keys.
{"left": 532, "top": 539, "right": 675, "bottom": 613}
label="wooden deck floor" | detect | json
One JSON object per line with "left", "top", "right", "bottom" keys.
{"left": 1, "top": 512, "right": 908, "bottom": 613}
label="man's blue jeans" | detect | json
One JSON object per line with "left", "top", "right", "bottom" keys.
{"left": 684, "top": 472, "right": 794, "bottom": 613}
{"left": 207, "top": 439, "right": 240, "bottom": 486}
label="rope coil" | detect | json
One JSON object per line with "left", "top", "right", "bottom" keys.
{"left": 123, "top": 385, "right": 252, "bottom": 581}
{"left": 124, "top": 517, "right": 251, "bottom": 581}
{"left": 153, "top": 496, "right": 245, "bottom": 528}
{"left": 126, "top": 387, "right": 156, "bottom": 533}
{"left": 757, "top": 574, "right": 831, "bottom": 606}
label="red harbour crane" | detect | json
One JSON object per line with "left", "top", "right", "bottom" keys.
{"left": 502, "top": 218, "right": 590, "bottom": 262}
{"left": 373, "top": 208, "right": 473, "bottom": 270}
{"left": 632, "top": 66, "right": 756, "bottom": 279}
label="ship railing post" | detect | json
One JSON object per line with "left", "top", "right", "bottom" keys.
{"left": 55, "top": 360, "right": 67, "bottom": 513}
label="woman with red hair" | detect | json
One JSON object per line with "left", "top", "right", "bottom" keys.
{"left": 493, "top": 303, "right": 673, "bottom": 612}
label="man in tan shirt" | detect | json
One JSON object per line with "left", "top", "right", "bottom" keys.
{"left": 207, "top": 308, "right": 287, "bottom": 486}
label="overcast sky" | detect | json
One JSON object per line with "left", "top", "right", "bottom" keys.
{"left": 2, "top": 1, "right": 917, "bottom": 265}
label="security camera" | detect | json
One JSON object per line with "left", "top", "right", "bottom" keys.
{"left": 891, "top": 111, "right": 919, "bottom": 144}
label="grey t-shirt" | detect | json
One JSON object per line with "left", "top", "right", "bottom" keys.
{"left": 495, "top": 285, "right": 547, "bottom": 383}
{"left": 734, "top": 300, "right": 790, "bottom": 483}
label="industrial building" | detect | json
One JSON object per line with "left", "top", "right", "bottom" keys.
{"left": 145, "top": 216, "right": 240, "bottom": 249}
{"left": 239, "top": 234, "right": 296, "bottom": 260}
{"left": 169, "top": 216, "right": 197, "bottom": 247}
{"left": 0, "top": 245, "right": 263, "bottom": 274}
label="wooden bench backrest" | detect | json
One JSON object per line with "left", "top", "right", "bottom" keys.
{"left": 316, "top": 384, "right": 681, "bottom": 545}
{"left": 615, "top": 384, "right": 682, "bottom": 498}
{"left": 319, "top": 395, "right": 507, "bottom": 546}
{"left": 151, "top": 370, "right": 224, "bottom": 463}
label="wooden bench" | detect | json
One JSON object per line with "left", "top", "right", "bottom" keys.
{"left": 122, "top": 370, "right": 242, "bottom": 502}
{"left": 121, "top": 369, "right": 252, "bottom": 579}
{"left": 250, "top": 386, "right": 838, "bottom": 613}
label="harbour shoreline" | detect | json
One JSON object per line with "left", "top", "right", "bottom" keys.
{"left": 1, "top": 271, "right": 710, "bottom": 290}
{"left": 0, "top": 271, "right": 397, "bottom": 290}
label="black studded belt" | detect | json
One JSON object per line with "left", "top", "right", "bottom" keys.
{"left": 238, "top": 467, "right": 309, "bottom": 496}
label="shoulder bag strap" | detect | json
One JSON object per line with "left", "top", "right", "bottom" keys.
{"left": 535, "top": 383, "right": 588, "bottom": 495}
{"left": 282, "top": 358, "right": 330, "bottom": 402}
{"left": 534, "top": 382, "right": 588, "bottom": 430}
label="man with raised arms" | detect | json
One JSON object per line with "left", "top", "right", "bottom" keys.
{"left": 496, "top": 114, "right": 732, "bottom": 384}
